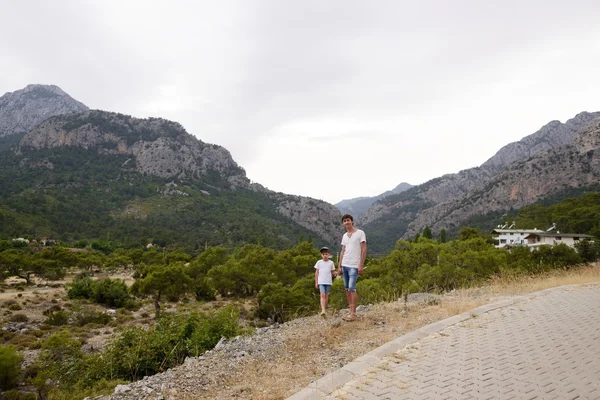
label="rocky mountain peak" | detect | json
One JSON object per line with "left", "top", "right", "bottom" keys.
{"left": 17, "top": 110, "right": 249, "bottom": 187}
{"left": 482, "top": 111, "right": 600, "bottom": 171}
{"left": 0, "top": 84, "right": 89, "bottom": 137}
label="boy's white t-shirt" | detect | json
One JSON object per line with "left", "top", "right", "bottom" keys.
{"left": 341, "top": 229, "right": 366, "bottom": 268}
{"left": 314, "top": 260, "right": 335, "bottom": 285}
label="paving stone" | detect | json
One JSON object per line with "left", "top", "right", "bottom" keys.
{"left": 290, "top": 283, "right": 600, "bottom": 399}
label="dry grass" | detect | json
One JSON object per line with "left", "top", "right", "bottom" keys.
{"left": 193, "top": 264, "right": 600, "bottom": 400}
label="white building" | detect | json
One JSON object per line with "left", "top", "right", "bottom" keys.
{"left": 491, "top": 228, "right": 593, "bottom": 249}
{"left": 522, "top": 232, "right": 594, "bottom": 249}
{"left": 491, "top": 228, "right": 544, "bottom": 248}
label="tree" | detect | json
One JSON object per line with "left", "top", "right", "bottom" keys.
{"left": 189, "top": 246, "right": 229, "bottom": 275}
{"left": 459, "top": 227, "right": 482, "bottom": 241}
{"left": 575, "top": 239, "right": 600, "bottom": 263}
{"left": 422, "top": 226, "right": 433, "bottom": 239}
{"left": 439, "top": 229, "right": 447, "bottom": 243}
{"left": 131, "top": 263, "right": 194, "bottom": 318}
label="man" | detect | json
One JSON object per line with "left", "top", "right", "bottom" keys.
{"left": 337, "top": 214, "right": 367, "bottom": 321}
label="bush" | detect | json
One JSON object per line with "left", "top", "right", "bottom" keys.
{"left": 91, "top": 279, "right": 130, "bottom": 308}
{"left": 8, "top": 303, "right": 22, "bottom": 311}
{"left": 9, "top": 313, "right": 29, "bottom": 323}
{"left": 194, "top": 277, "right": 216, "bottom": 301}
{"left": 0, "top": 345, "right": 23, "bottom": 390}
{"left": 72, "top": 309, "right": 112, "bottom": 326}
{"left": 103, "top": 308, "right": 245, "bottom": 381}
{"left": 67, "top": 277, "right": 94, "bottom": 299}
{"left": 68, "top": 277, "right": 131, "bottom": 308}
{"left": 44, "top": 311, "right": 70, "bottom": 326}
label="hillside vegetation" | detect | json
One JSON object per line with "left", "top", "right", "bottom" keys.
{"left": 1, "top": 188, "right": 599, "bottom": 399}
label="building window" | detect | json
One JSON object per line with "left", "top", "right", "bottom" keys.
{"left": 500, "top": 239, "right": 506, "bottom": 244}
{"left": 574, "top": 237, "right": 580, "bottom": 241}
{"left": 556, "top": 236, "right": 561, "bottom": 241}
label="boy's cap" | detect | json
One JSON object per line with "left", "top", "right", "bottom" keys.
{"left": 319, "top": 247, "right": 330, "bottom": 253}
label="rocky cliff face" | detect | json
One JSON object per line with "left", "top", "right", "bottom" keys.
{"left": 0, "top": 84, "right": 88, "bottom": 137}
{"left": 18, "top": 110, "right": 249, "bottom": 187}
{"left": 273, "top": 193, "right": 342, "bottom": 245}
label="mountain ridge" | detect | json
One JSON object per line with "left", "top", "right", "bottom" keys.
{"left": 0, "top": 85, "right": 342, "bottom": 247}
{"left": 362, "top": 111, "right": 600, "bottom": 252}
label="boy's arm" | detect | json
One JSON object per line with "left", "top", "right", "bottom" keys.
{"left": 315, "top": 269, "right": 319, "bottom": 288}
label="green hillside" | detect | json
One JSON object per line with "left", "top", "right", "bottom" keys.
{"left": 0, "top": 144, "right": 324, "bottom": 250}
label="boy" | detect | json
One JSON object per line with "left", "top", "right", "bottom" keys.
{"left": 314, "top": 246, "right": 336, "bottom": 317}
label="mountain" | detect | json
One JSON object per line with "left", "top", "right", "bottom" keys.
{"left": 363, "top": 112, "right": 600, "bottom": 253}
{"left": 335, "top": 182, "right": 413, "bottom": 219}
{"left": 0, "top": 86, "right": 341, "bottom": 249}
{"left": 0, "top": 84, "right": 88, "bottom": 138}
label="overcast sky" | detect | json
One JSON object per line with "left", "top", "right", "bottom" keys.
{"left": 2, "top": 1, "right": 600, "bottom": 204}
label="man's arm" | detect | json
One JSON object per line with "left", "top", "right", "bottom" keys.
{"left": 358, "top": 241, "right": 367, "bottom": 275}
{"left": 337, "top": 246, "right": 345, "bottom": 275}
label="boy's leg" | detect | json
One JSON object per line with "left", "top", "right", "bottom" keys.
{"left": 320, "top": 292, "right": 327, "bottom": 313}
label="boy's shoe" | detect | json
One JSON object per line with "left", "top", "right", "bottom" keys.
{"left": 320, "top": 311, "right": 326, "bottom": 318}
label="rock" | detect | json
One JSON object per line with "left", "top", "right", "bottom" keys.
{"left": 214, "top": 337, "right": 227, "bottom": 349}
{"left": 114, "top": 384, "right": 131, "bottom": 394}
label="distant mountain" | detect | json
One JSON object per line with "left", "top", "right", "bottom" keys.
{"left": 0, "top": 84, "right": 88, "bottom": 138}
{"left": 0, "top": 85, "right": 341, "bottom": 249}
{"left": 482, "top": 111, "right": 600, "bottom": 171}
{"left": 335, "top": 182, "right": 413, "bottom": 219}
{"left": 362, "top": 112, "right": 600, "bottom": 253}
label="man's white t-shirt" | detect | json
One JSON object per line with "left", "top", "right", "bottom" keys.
{"left": 314, "top": 260, "right": 335, "bottom": 285}
{"left": 341, "top": 229, "right": 366, "bottom": 268}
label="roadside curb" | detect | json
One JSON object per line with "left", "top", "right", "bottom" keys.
{"left": 286, "top": 284, "right": 589, "bottom": 400}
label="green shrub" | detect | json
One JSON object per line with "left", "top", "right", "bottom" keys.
{"left": 67, "top": 276, "right": 94, "bottom": 299}
{"left": 44, "top": 311, "right": 70, "bottom": 326}
{"left": 91, "top": 279, "right": 130, "bottom": 308}
{"left": 103, "top": 308, "right": 245, "bottom": 381}
{"left": 194, "top": 277, "right": 217, "bottom": 301}
{"left": 8, "top": 303, "right": 22, "bottom": 311}
{"left": 0, "top": 345, "right": 23, "bottom": 390}
{"left": 9, "top": 313, "right": 28, "bottom": 323}
{"left": 72, "top": 309, "right": 112, "bottom": 326}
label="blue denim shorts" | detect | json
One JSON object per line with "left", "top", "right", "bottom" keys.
{"left": 342, "top": 266, "right": 358, "bottom": 292}
{"left": 319, "top": 284, "right": 331, "bottom": 294}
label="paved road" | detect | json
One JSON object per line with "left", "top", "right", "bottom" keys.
{"left": 289, "top": 284, "right": 600, "bottom": 400}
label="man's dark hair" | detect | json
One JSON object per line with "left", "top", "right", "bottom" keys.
{"left": 341, "top": 214, "right": 354, "bottom": 222}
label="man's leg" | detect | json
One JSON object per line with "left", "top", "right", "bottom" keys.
{"left": 342, "top": 267, "right": 351, "bottom": 309}
{"left": 346, "top": 268, "right": 358, "bottom": 320}
{"left": 349, "top": 291, "right": 357, "bottom": 318}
